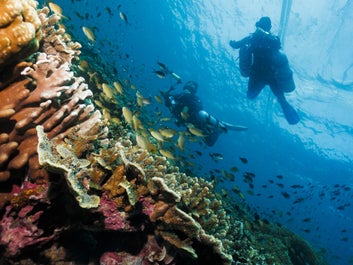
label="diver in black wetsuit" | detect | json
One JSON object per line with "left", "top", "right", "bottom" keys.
{"left": 162, "top": 81, "right": 247, "bottom": 146}
{"left": 229, "top": 16, "right": 300, "bottom": 125}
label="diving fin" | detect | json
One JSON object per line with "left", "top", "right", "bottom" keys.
{"left": 220, "top": 121, "right": 248, "bottom": 131}
{"left": 279, "top": 99, "right": 300, "bottom": 125}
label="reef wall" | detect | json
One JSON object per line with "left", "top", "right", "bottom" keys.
{"left": 0, "top": 1, "right": 326, "bottom": 264}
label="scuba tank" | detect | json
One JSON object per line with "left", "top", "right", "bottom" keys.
{"left": 239, "top": 44, "right": 252, "bottom": 77}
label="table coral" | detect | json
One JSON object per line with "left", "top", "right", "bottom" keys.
{"left": 0, "top": 6, "right": 105, "bottom": 186}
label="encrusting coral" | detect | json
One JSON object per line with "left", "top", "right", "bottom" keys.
{"left": 0, "top": 1, "right": 327, "bottom": 265}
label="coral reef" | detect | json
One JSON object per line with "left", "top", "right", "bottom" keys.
{"left": 0, "top": 0, "right": 42, "bottom": 70}
{"left": 0, "top": 5, "right": 105, "bottom": 189}
{"left": 0, "top": 1, "right": 327, "bottom": 265}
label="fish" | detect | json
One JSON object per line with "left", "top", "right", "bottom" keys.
{"left": 137, "top": 96, "right": 152, "bottom": 107}
{"left": 48, "top": 2, "right": 65, "bottom": 18}
{"left": 122, "top": 107, "right": 133, "bottom": 125}
{"left": 277, "top": 183, "right": 285, "bottom": 188}
{"left": 74, "top": 11, "right": 85, "bottom": 20}
{"left": 113, "top": 81, "right": 124, "bottom": 95}
{"left": 159, "top": 128, "right": 176, "bottom": 138}
{"left": 171, "top": 72, "right": 182, "bottom": 83}
{"left": 281, "top": 191, "right": 291, "bottom": 199}
{"left": 136, "top": 134, "right": 149, "bottom": 150}
{"left": 102, "top": 83, "right": 114, "bottom": 99}
{"left": 230, "top": 166, "right": 239, "bottom": 172}
{"left": 180, "top": 111, "right": 189, "bottom": 120}
{"left": 159, "top": 149, "right": 175, "bottom": 159}
{"left": 119, "top": 11, "right": 128, "bottom": 24}
{"left": 159, "top": 117, "right": 172, "bottom": 122}
{"left": 222, "top": 170, "right": 235, "bottom": 181}
{"left": 154, "top": 70, "right": 166, "bottom": 79}
{"left": 210, "top": 152, "right": 223, "bottom": 160}
{"left": 239, "top": 157, "right": 248, "bottom": 164}
{"left": 157, "top": 61, "right": 168, "bottom": 71}
{"left": 188, "top": 127, "right": 204, "bottom": 137}
{"left": 82, "top": 26, "right": 95, "bottom": 42}
{"left": 150, "top": 130, "right": 164, "bottom": 142}
{"left": 105, "top": 7, "right": 112, "bottom": 17}
{"left": 177, "top": 133, "right": 185, "bottom": 150}
{"left": 154, "top": 95, "right": 163, "bottom": 104}
{"left": 132, "top": 115, "right": 143, "bottom": 131}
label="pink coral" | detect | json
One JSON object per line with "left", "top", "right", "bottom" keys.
{"left": 98, "top": 193, "right": 134, "bottom": 231}
{"left": 0, "top": 204, "right": 53, "bottom": 256}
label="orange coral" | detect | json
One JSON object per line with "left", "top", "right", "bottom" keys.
{"left": 0, "top": 6, "right": 106, "bottom": 191}
{"left": 0, "top": 0, "right": 42, "bottom": 69}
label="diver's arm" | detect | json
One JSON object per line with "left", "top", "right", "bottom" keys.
{"left": 229, "top": 35, "right": 251, "bottom": 49}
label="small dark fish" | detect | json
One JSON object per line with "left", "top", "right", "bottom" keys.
{"left": 337, "top": 203, "right": 351, "bottom": 211}
{"left": 230, "top": 166, "right": 239, "bottom": 172}
{"left": 341, "top": 237, "right": 349, "bottom": 242}
{"left": 262, "top": 185, "right": 268, "bottom": 188}
{"left": 293, "top": 197, "right": 305, "bottom": 204}
{"left": 157, "top": 61, "right": 168, "bottom": 71}
{"left": 277, "top": 183, "right": 285, "bottom": 188}
{"left": 303, "top": 229, "right": 311, "bottom": 233}
{"left": 276, "top": 175, "right": 283, "bottom": 179}
{"left": 290, "top": 184, "right": 304, "bottom": 189}
{"left": 267, "top": 195, "right": 274, "bottom": 199}
{"left": 239, "top": 157, "right": 248, "bottom": 164}
{"left": 105, "top": 7, "right": 112, "bottom": 17}
{"left": 154, "top": 70, "right": 166, "bottom": 78}
{"left": 246, "top": 190, "right": 254, "bottom": 196}
{"left": 302, "top": 218, "right": 311, "bottom": 222}
{"left": 268, "top": 179, "right": 274, "bottom": 184}
{"left": 74, "top": 11, "right": 85, "bottom": 19}
{"left": 281, "top": 191, "right": 290, "bottom": 199}
{"left": 195, "top": 150, "right": 202, "bottom": 156}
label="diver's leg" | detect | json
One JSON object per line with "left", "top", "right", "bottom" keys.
{"left": 203, "top": 133, "right": 219, "bottom": 146}
{"left": 247, "top": 75, "right": 266, "bottom": 99}
{"left": 198, "top": 110, "right": 227, "bottom": 132}
{"left": 273, "top": 51, "right": 295, "bottom": 93}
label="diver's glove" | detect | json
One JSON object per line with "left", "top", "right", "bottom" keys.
{"left": 229, "top": 40, "right": 239, "bottom": 49}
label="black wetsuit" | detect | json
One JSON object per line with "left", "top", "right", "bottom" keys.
{"left": 164, "top": 91, "right": 223, "bottom": 146}
{"left": 230, "top": 29, "right": 299, "bottom": 124}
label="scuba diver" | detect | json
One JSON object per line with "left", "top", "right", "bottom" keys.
{"left": 162, "top": 80, "right": 247, "bottom": 146}
{"left": 229, "top": 16, "right": 300, "bottom": 125}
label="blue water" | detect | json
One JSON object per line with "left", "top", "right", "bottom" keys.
{"left": 53, "top": 0, "right": 353, "bottom": 264}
